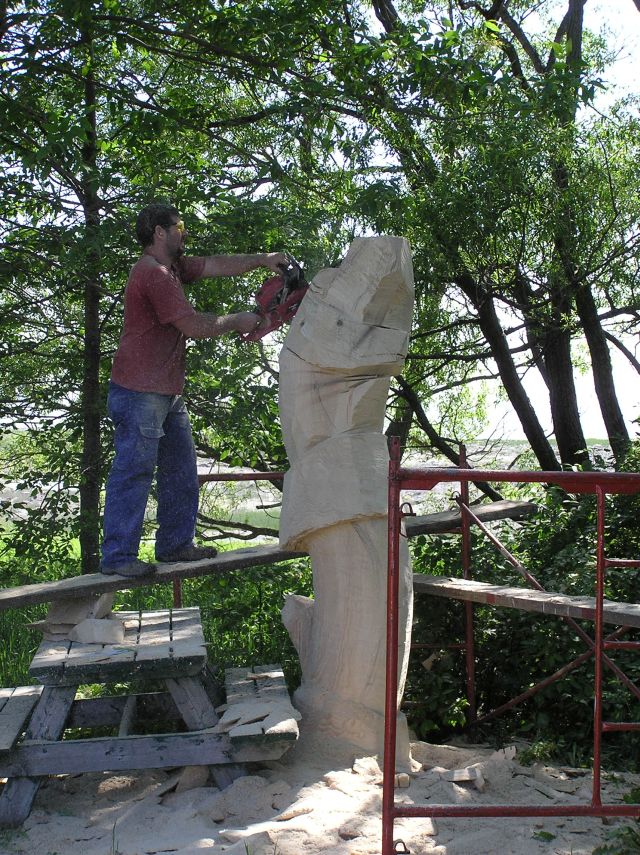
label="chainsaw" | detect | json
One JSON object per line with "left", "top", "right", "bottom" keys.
{"left": 243, "top": 254, "right": 309, "bottom": 341}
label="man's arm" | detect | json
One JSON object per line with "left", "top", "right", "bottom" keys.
{"left": 200, "top": 252, "right": 287, "bottom": 278}
{"left": 176, "top": 251, "right": 287, "bottom": 337}
{"left": 173, "top": 310, "right": 262, "bottom": 339}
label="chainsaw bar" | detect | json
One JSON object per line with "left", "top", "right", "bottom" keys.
{"left": 243, "top": 255, "right": 309, "bottom": 341}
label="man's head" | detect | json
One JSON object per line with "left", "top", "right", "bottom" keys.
{"left": 136, "top": 204, "right": 186, "bottom": 260}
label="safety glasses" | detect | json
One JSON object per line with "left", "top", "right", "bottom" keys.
{"left": 164, "top": 219, "right": 185, "bottom": 234}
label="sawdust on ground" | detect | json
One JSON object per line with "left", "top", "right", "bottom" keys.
{"left": 1, "top": 739, "right": 636, "bottom": 855}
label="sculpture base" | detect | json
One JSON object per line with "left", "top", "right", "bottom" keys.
{"left": 291, "top": 685, "right": 412, "bottom": 772}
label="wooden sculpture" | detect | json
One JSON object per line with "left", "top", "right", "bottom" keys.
{"left": 278, "top": 236, "right": 415, "bottom": 763}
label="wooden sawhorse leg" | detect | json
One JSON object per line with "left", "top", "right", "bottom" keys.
{"left": 0, "top": 685, "right": 76, "bottom": 828}
{"left": 165, "top": 675, "right": 244, "bottom": 788}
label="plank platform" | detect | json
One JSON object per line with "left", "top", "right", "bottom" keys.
{"left": 0, "top": 545, "right": 305, "bottom": 611}
{"left": 29, "top": 608, "right": 207, "bottom": 685}
{"left": 0, "top": 500, "right": 536, "bottom": 611}
{"left": 413, "top": 574, "right": 640, "bottom": 627}
{"left": 214, "top": 664, "right": 300, "bottom": 762}
{"left": 404, "top": 499, "right": 537, "bottom": 536}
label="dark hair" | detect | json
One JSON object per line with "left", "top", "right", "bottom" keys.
{"left": 135, "top": 203, "right": 180, "bottom": 247}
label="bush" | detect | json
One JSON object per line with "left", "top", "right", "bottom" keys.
{"left": 407, "top": 461, "right": 640, "bottom": 769}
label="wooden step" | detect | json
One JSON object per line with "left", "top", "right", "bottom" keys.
{"left": 214, "top": 665, "right": 300, "bottom": 762}
{"left": 413, "top": 574, "right": 640, "bottom": 627}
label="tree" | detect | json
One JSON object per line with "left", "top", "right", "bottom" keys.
{"left": 1, "top": 0, "right": 639, "bottom": 577}
{"left": 249, "top": 0, "right": 640, "bottom": 468}
{"left": 0, "top": 0, "right": 358, "bottom": 571}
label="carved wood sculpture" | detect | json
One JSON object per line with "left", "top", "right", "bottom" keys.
{"left": 278, "top": 236, "right": 415, "bottom": 763}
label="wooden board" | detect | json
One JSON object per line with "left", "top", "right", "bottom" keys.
{"left": 0, "top": 501, "right": 535, "bottom": 611}
{"left": 0, "top": 685, "right": 76, "bottom": 829}
{"left": 0, "top": 730, "right": 234, "bottom": 777}
{"left": 29, "top": 609, "right": 207, "bottom": 685}
{"left": 404, "top": 499, "right": 537, "bottom": 536}
{"left": 216, "top": 664, "right": 300, "bottom": 762}
{"left": 0, "top": 545, "right": 306, "bottom": 611}
{"left": 0, "top": 687, "right": 43, "bottom": 752}
{"left": 413, "top": 574, "right": 640, "bottom": 627}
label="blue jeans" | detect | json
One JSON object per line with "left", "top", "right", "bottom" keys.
{"left": 101, "top": 382, "right": 199, "bottom": 568}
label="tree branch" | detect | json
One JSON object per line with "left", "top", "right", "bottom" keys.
{"left": 372, "top": 0, "right": 400, "bottom": 33}
{"left": 604, "top": 331, "right": 640, "bottom": 374}
{"left": 196, "top": 512, "right": 279, "bottom": 541}
{"left": 396, "top": 376, "right": 503, "bottom": 501}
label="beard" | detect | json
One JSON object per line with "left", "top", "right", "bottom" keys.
{"left": 169, "top": 241, "right": 185, "bottom": 261}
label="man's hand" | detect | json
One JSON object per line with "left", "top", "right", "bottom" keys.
{"left": 262, "top": 252, "right": 289, "bottom": 272}
{"left": 232, "top": 311, "right": 262, "bottom": 334}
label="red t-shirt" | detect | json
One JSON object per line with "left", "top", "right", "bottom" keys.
{"left": 111, "top": 255, "right": 205, "bottom": 395}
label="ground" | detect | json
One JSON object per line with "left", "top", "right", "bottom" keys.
{"left": 1, "top": 739, "right": 637, "bottom": 855}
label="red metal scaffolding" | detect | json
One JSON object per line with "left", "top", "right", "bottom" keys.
{"left": 383, "top": 437, "right": 640, "bottom": 855}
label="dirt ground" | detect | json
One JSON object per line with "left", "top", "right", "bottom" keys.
{"left": 1, "top": 738, "right": 638, "bottom": 855}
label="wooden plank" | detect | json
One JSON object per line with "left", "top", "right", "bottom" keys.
{"left": 224, "top": 667, "right": 261, "bottom": 704}
{"left": 404, "top": 499, "right": 537, "bottom": 537}
{"left": 0, "top": 502, "right": 535, "bottom": 613}
{"left": 0, "top": 685, "right": 76, "bottom": 829}
{"left": 134, "top": 608, "right": 204, "bottom": 662}
{"left": 134, "top": 609, "right": 206, "bottom": 677}
{"left": 29, "top": 617, "right": 141, "bottom": 686}
{"left": 0, "top": 730, "right": 235, "bottom": 777}
{"left": 253, "top": 664, "right": 290, "bottom": 698}
{"left": 165, "top": 676, "right": 218, "bottom": 730}
{"left": 200, "top": 663, "right": 225, "bottom": 709}
{"left": 0, "top": 686, "right": 43, "bottom": 707}
{"left": 117, "top": 695, "right": 137, "bottom": 737}
{"left": 29, "top": 610, "right": 205, "bottom": 685}
{"left": 63, "top": 619, "right": 139, "bottom": 675}
{"left": 219, "top": 665, "right": 300, "bottom": 760}
{"left": 170, "top": 608, "right": 206, "bottom": 650}
{"left": 130, "top": 609, "right": 174, "bottom": 668}
{"left": 28, "top": 640, "right": 73, "bottom": 685}
{"left": 0, "top": 545, "right": 305, "bottom": 611}
{"left": 230, "top": 732, "right": 300, "bottom": 763}
{"left": 413, "top": 574, "right": 640, "bottom": 627}
{"left": 0, "top": 688, "right": 43, "bottom": 751}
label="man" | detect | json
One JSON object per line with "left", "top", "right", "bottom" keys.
{"left": 101, "top": 203, "right": 287, "bottom": 577}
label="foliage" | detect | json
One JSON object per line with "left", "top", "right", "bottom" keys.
{"left": 2, "top": 0, "right": 640, "bottom": 574}
{"left": 1, "top": 0, "right": 640, "bottom": 779}
{"left": 593, "top": 821, "right": 640, "bottom": 855}
{"left": 409, "top": 449, "right": 640, "bottom": 768}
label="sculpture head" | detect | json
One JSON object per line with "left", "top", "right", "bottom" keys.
{"left": 282, "top": 236, "right": 414, "bottom": 375}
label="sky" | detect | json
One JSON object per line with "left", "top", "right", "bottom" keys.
{"left": 484, "top": 0, "right": 640, "bottom": 441}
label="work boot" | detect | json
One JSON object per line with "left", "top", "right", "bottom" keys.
{"left": 100, "top": 559, "right": 157, "bottom": 578}
{"left": 156, "top": 544, "right": 218, "bottom": 563}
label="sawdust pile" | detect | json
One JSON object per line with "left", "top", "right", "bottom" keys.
{"left": 1, "top": 740, "right": 636, "bottom": 855}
